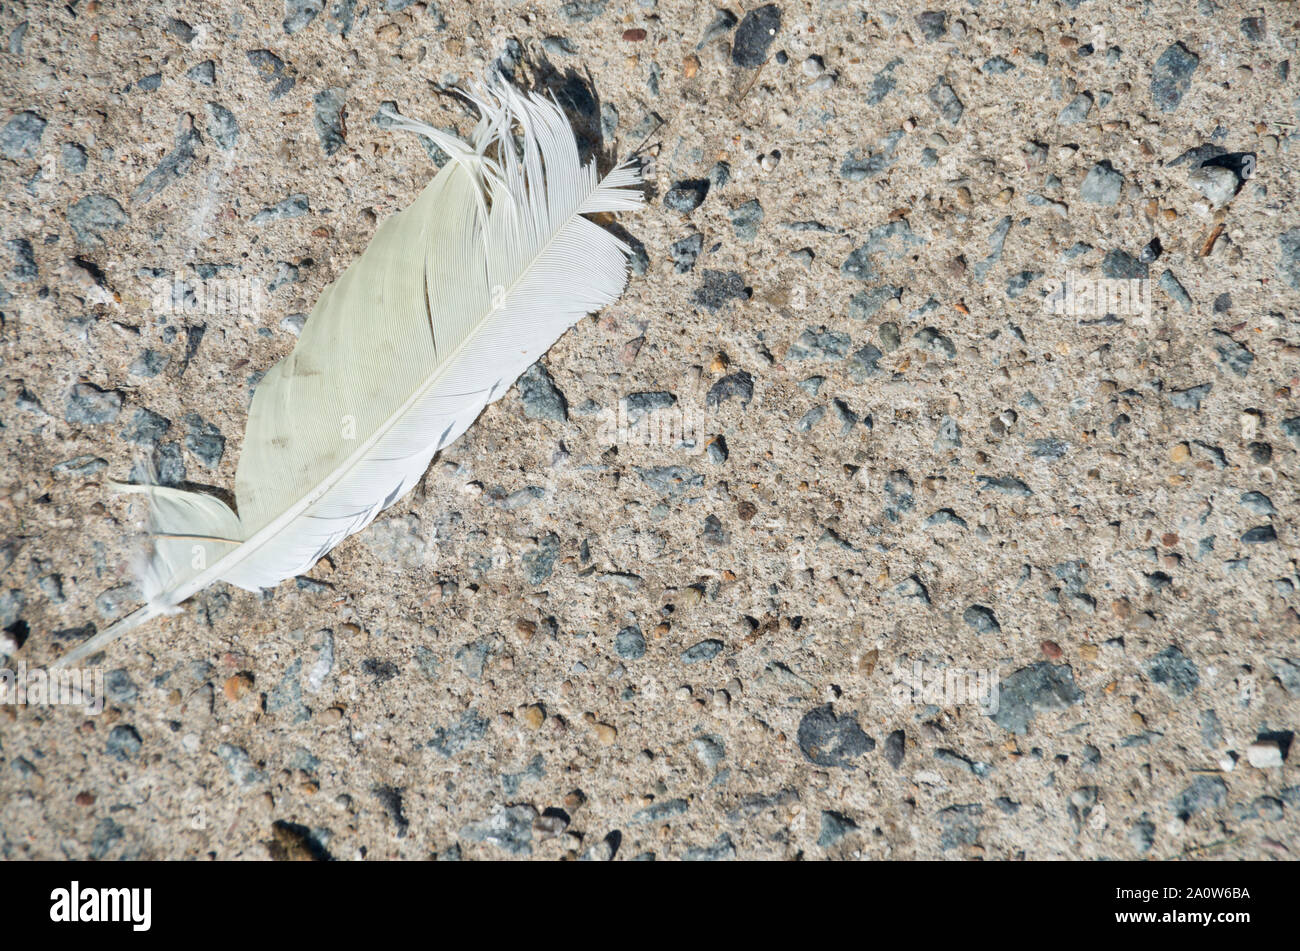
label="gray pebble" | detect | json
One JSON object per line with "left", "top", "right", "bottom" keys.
{"left": 1169, "top": 383, "right": 1211, "bottom": 411}
{"left": 284, "top": 0, "right": 322, "bottom": 34}
{"left": 914, "top": 11, "right": 947, "bottom": 41}
{"left": 663, "top": 179, "right": 709, "bottom": 213}
{"left": 988, "top": 662, "right": 1083, "bottom": 734}
{"left": 68, "top": 194, "right": 127, "bottom": 245}
{"left": 693, "top": 270, "right": 749, "bottom": 311}
{"left": 559, "top": 0, "right": 606, "bottom": 23}
{"left": 788, "top": 326, "right": 851, "bottom": 361}
{"left": 120, "top": 408, "right": 171, "bottom": 447}
{"left": 206, "top": 102, "right": 239, "bottom": 151}
{"left": 624, "top": 391, "right": 676, "bottom": 422}
{"left": 251, "top": 194, "right": 309, "bottom": 225}
{"left": 1147, "top": 645, "right": 1199, "bottom": 697}
{"left": 732, "top": 4, "right": 781, "bottom": 68}
{"left": 133, "top": 120, "right": 200, "bottom": 203}
{"left": 797, "top": 704, "right": 875, "bottom": 767}
{"left": 1057, "top": 92, "right": 1093, "bottom": 124}
{"left": 1171, "top": 775, "right": 1226, "bottom": 821}
{"left": 106, "top": 725, "right": 143, "bottom": 761}
{"left": 670, "top": 233, "right": 702, "bottom": 273}
{"left": 0, "top": 110, "right": 45, "bottom": 159}
{"left": 1278, "top": 229, "right": 1300, "bottom": 289}
{"left": 729, "top": 199, "right": 763, "bottom": 241}
{"left": 614, "top": 624, "right": 646, "bottom": 660}
{"left": 1150, "top": 42, "right": 1199, "bottom": 112}
{"left": 430, "top": 708, "right": 489, "bottom": 757}
{"left": 517, "top": 362, "right": 568, "bottom": 421}
{"left": 883, "top": 729, "right": 905, "bottom": 768}
{"left": 1212, "top": 330, "right": 1253, "bottom": 377}
{"left": 637, "top": 465, "right": 703, "bottom": 498}
{"left": 183, "top": 412, "right": 225, "bottom": 468}
{"left": 962, "top": 604, "right": 1000, "bottom": 634}
{"left": 61, "top": 142, "right": 88, "bottom": 173}
{"left": 928, "top": 76, "right": 964, "bottom": 125}
{"left": 681, "top": 639, "right": 723, "bottom": 664}
{"left": 681, "top": 841, "right": 733, "bottom": 862}
{"left": 818, "top": 811, "right": 858, "bottom": 847}
{"left": 312, "top": 87, "right": 347, "bottom": 155}
{"left": 186, "top": 61, "right": 216, "bottom": 85}
{"left": 1158, "top": 270, "right": 1192, "bottom": 311}
{"left": 65, "top": 382, "right": 122, "bottom": 424}
{"left": 1080, "top": 161, "right": 1124, "bottom": 204}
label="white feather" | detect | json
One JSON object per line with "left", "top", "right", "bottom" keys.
{"left": 54, "top": 79, "right": 643, "bottom": 668}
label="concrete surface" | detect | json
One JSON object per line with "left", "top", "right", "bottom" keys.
{"left": 0, "top": 0, "right": 1298, "bottom": 859}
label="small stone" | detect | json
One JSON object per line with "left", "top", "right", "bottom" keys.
{"left": 106, "top": 725, "right": 142, "bottom": 761}
{"left": 583, "top": 718, "right": 618, "bottom": 746}
{"left": 521, "top": 703, "right": 545, "bottom": 729}
{"left": 670, "top": 233, "right": 703, "bottom": 273}
{"left": 65, "top": 383, "right": 122, "bottom": 424}
{"left": 559, "top": 1, "right": 606, "bottom": 24}
{"left": 663, "top": 179, "right": 710, "bottom": 213}
{"left": 729, "top": 199, "right": 763, "bottom": 241}
{"left": 247, "top": 49, "right": 295, "bottom": 99}
{"left": 183, "top": 413, "right": 225, "bottom": 468}
{"left": 120, "top": 408, "right": 171, "bottom": 447}
{"left": 0, "top": 110, "right": 45, "bottom": 159}
{"left": 1150, "top": 42, "right": 1198, "bottom": 113}
{"left": 1187, "top": 165, "right": 1238, "bottom": 205}
{"left": 1057, "top": 92, "right": 1093, "bottom": 125}
{"left": 312, "top": 87, "right": 347, "bottom": 155}
{"left": 1147, "top": 646, "right": 1199, "bottom": 697}
{"left": 517, "top": 362, "right": 568, "bottom": 421}
{"left": 693, "top": 270, "right": 749, "bottom": 312}
{"left": 1080, "top": 161, "right": 1124, "bottom": 204}
{"left": 614, "top": 625, "right": 646, "bottom": 660}
{"left": 284, "top": 0, "right": 323, "bottom": 34}
{"left": 731, "top": 4, "right": 780, "bottom": 68}
{"left": 788, "top": 327, "right": 851, "bottom": 361}
{"left": 883, "top": 729, "right": 905, "bottom": 768}
{"left": 963, "top": 605, "right": 1000, "bottom": 634}
{"left": 68, "top": 194, "right": 127, "bottom": 246}
{"left": 223, "top": 672, "right": 254, "bottom": 701}
{"left": 707, "top": 371, "right": 753, "bottom": 409}
{"left": 1171, "top": 775, "right": 1226, "bottom": 820}
{"left": 818, "top": 810, "right": 858, "bottom": 847}
{"left": 928, "top": 76, "right": 964, "bottom": 125}
{"left": 1247, "top": 740, "right": 1284, "bottom": 769}
{"left": 681, "top": 639, "right": 723, "bottom": 664}
{"left": 1241, "top": 525, "right": 1277, "bottom": 544}
{"left": 989, "top": 663, "right": 1083, "bottom": 734}
{"left": 1170, "top": 383, "right": 1211, "bottom": 411}
{"left": 459, "top": 804, "right": 537, "bottom": 855}
{"left": 61, "top": 142, "right": 88, "bottom": 173}
{"left": 797, "top": 704, "right": 875, "bottom": 767}
{"left": 206, "top": 102, "right": 239, "bottom": 151}
{"left": 186, "top": 61, "right": 216, "bottom": 85}
{"left": 252, "top": 194, "right": 310, "bottom": 226}
{"left": 1158, "top": 270, "right": 1192, "bottom": 311}
{"left": 914, "top": 11, "right": 947, "bottom": 41}
{"left": 683, "top": 834, "right": 735, "bottom": 861}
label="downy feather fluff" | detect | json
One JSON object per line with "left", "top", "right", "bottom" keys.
{"left": 55, "top": 80, "right": 643, "bottom": 667}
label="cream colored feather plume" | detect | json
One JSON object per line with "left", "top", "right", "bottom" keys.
{"left": 54, "top": 80, "right": 643, "bottom": 668}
